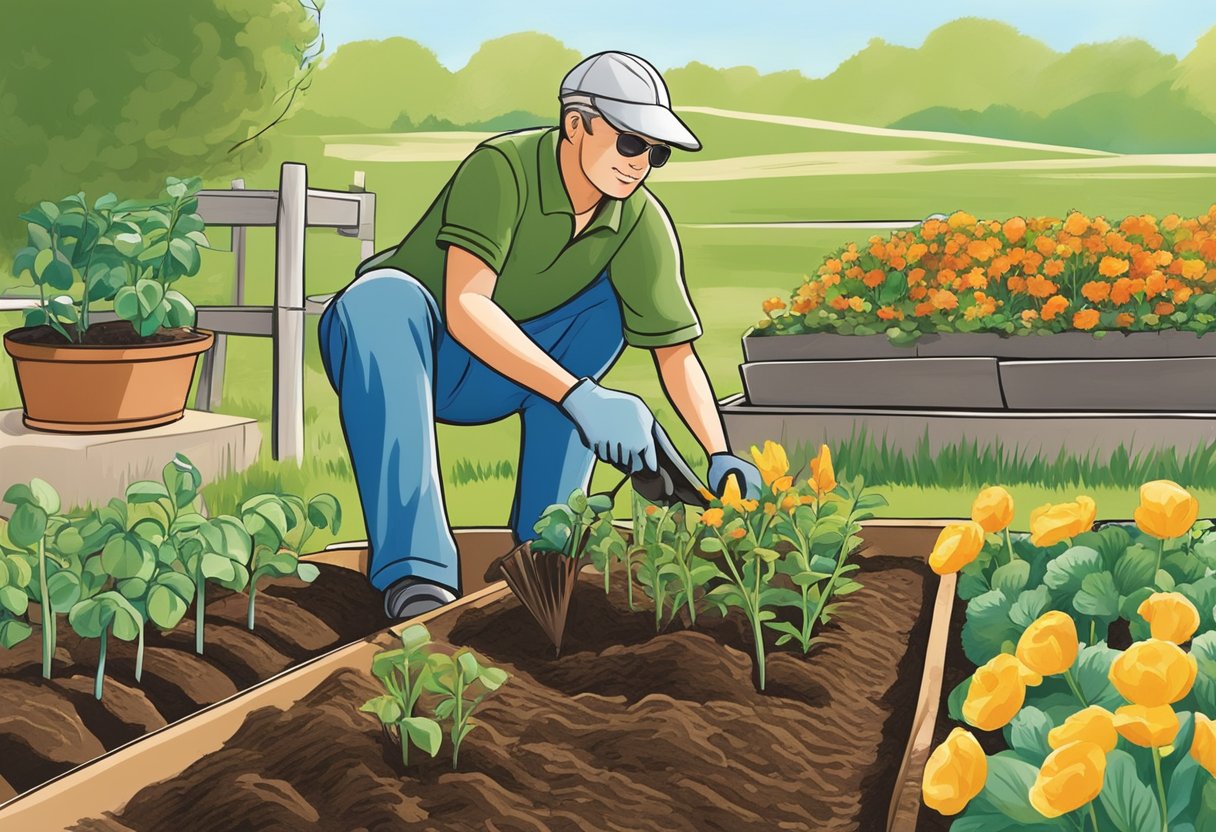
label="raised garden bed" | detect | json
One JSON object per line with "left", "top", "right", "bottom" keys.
{"left": 0, "top": 523, "right": 955, "bottom": 832}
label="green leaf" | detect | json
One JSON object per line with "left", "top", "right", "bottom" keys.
{"left": 101, "top": 534, "right": 149, "bottom": 580}
{"left": 360, "top": 694, "right": 402, "bottom": 725}
{"left": 137, "top": 240, "right": 169, "bottom": 263}
{"left": 306, "top": 494, "right": 342, "bottom": 532}
{"left": 1043, "top": 546, "right": 1104, "bottom": 596}
{"left": 398, "top": 623, "right": 431, "bottom": 654}
{"left": 1075, "top": 572, "right": 1120, "bottom": 619}
{"left": 7, "top": 503, "right": 48, "bottom": 548}
{"left": 295, "top": 562, "right": 320, "bottom": 583}
{"left": 1004, "top": 706, "right": 1053, "bottom": 765}
{"left": 991, "top": 560, "right": 1031, "bottom": 596}
{"left": 401, "top": 716, "right": 443, "bottom": 756}
{"left": 0, "top": 585, "right": 28, "bottom": 615}
{"left": 0, "top": 618, "right": 33, "bottom": 648}
{"left": 135, "top": 278, "right": 164, "bottom": 317}
{"left": 1074, "top": 643, "right": 1124, "bottom": 709}
{"left": 28, "top": 478, "right": 60, "bottom": 515}
{"left": 126, "top": 481, "right": 170, "bottom": 504}
{"left": 479, "top": 666, "right": 508, "bottom": 691}
{"left": 47, "top": 570, "right": 81, "bottom": 611}
{"left": 201, "top": 551, "right": 237, "bottom": 581}
{"left": 113, "top": 285, "right": 140, "bottom": 320}
{"left": 974, "top": 753, "right": 1049, "bottom": 825}
{"left": 3, "top": 483, "right": 35, "bottom": 508}
{"left": 1100, "top": 749, "right": 1162, "bottom": 832}
{"left": 146, "top": 583, "right": 190, "bottom": 628}
{"left": 962, "top": 588, "right": 1018, "bottom": 665}
{"left": 433, "top": 697, "right": 456, "bottom": 720}
{"left": 1010, "top": 586, "right": 1052, "bottom": 628}
{"left": 168, "top": 237, "right": 200, "bottom": 273}
{"left": 163, "top": 290, "right": 195, "bottom": 328}
{"left": 1114, "top": 546, "right": 1159, "bottom": 595}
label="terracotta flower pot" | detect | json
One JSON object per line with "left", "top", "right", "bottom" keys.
{"left": 3, "top": 324, "right": 215, "bottom": 433}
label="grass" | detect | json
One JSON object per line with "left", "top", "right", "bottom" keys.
{"left": 3, "top": 110, "right": 1216, "bottom": 548}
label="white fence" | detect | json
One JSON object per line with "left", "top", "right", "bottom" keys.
{"left": 0, "top": 162, "right": 376, "bottom": 463}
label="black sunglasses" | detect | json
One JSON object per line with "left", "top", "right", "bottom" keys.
{"left": 615, "top": 132, "right": 671, "bottom": 168}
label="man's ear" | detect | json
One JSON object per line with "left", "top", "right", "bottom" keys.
{"left": 563, "top": 111, "right": 581, "bottom": 142}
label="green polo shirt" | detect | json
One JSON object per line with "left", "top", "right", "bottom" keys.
{"left": 355, "top": 127, "right": 702, "bottom": 348}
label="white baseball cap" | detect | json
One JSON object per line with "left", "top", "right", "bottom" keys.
{"left": 560, "top": 51, "right": 701, "bottom": 151}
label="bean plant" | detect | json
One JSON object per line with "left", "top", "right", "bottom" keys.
{"left": 360, "top": 624, "right": 443, "bottom": 767}
{"left": 424, "top": 648, "right": 509, "bottom": 768}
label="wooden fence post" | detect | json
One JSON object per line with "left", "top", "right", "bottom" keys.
{"left": 352, "top": 170, "right": 376, "bottom": 261}
{"left": 273, "top": 163, "right": 306, "bottom": 463}
{"left": 195, "top": 178, "right": 246, "bottom": 411}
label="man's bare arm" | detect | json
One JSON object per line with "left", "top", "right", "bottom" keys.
{"left": 652, "top": 342, "right": 728, "bottom": 456}
{"left": 443, "top": 246, "right": 578, "bottom": 403}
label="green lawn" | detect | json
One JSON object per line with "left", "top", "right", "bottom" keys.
{"left": 4, "top": 111, "right": 1216, "bottom": 549}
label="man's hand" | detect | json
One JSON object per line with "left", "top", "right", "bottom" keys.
{"left": 559, "top": 378, "right": 658, "bottom": 473}
{"left": 707, "top": 453, "right": 762, "bottom": 500}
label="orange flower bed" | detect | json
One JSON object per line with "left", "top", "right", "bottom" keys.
{"left": 755, "top": 206, "right": 1216, "bottom": 344}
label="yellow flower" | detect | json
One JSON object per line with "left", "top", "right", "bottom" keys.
{"left": 701, "top": 508, "right": 724, "bottom": 528}
{"left": 1029, "top": 741, "right": 1106, "bottom": 819}
{"left": 809, "top": 445, "right": 836, "bottom": 495}
{"left": 1109, "top": 639, "right": 1197, "bottom": 706}
{"left": 720, "top": 475, "right": 759, "bottom": 514}
{"left": 763, "top": 502, "right": 777, "bottom": 517}
{"left": 971, "top": 486, "right": 1014, "bottom": 533}
{"left": 771, "top": 475, "right": 794, "bottom": 495}
{"left": 1134, "top": 480, "right": 1199, "bottom": 540}
{"left": 749, "top": 440, "right": 789, "bottom": 488}
{"left": 928, "top": 521, "right": 986, "bottom": 575}
{"left": 963, "top": 653, "right": 1029, "bottom": 731}
{"left": 1016, "top": 611, "right": 1079, "bottom": 677}
{"left": 1191, "top": 713, "right": 1216, "bottom": 777}
{"left": 1137, "top": 592, "right": 1201, "bottom": 645}
{"left": 1029, "top": 496, "right": 1096, "bottom": 547}
{"left": 922, "top": 728, "right": 987, "bottom": 816}
{"left": 1047, "top": 706, "right": 1117, "bottom": 753}
{"left": 1113, "top": 704, "right": 1180, "bottom": 747}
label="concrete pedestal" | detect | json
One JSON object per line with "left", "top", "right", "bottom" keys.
{"left": 0, "top": 409, "right": 262, "bottom": 515}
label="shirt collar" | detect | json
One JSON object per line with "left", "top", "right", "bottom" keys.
{"left": 537, "top": 127, "right": 623, "bottom": 235}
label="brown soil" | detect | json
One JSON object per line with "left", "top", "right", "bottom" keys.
{"left": 0, "top": 565, "right": 389, "bottom": 798}
{"left": 6, "top": 320, "right": 204, "bottom": 346}
{"left": 74, "top": 554, "right": 937, "bottom": 832}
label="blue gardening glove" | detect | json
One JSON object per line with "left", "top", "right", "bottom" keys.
{"left": 559, "top": 378, "right": 658, "bottom": 474}
{"left": 707, "top": 453, "right": 763, "bottom": 500}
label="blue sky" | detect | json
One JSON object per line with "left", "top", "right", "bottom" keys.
{"left": 323, "top": 0, "right": 1216, "bottom": 77}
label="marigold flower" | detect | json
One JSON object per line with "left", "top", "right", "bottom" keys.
{"left": 966, "top": 240, "right": 994, "bottom": 262}
{"left": 932, "top": 290, "right": 959, "bottom": 311}
{"left": 948, "top": 211, "right": 976, "bottom": 229}
{"left": 830, "top": 296, "right": 850, "bottom": 311}
{"left": 1029, "top": 496, "right": 1095, "bottom": 546}
{"left": 963, "top": 653, "right": 1030, "bottom": 731}
{"left": 1048, "top": 706, "right": 1117, "bottom": 753}
{"left": 1134, "top": 480, "right": 1199, "bottom": 540}
{"left": 1043, "top": 259, "right": 1065, "bottom": 278}
{"left": 719, "top": 476, "right": 759, "bottom": 514}
{"left": 1154, "top": 302, "right": 1175, "bottom": 316}
{"left": 1041, "top": 295, "right": 1069, "bottom": 321}
{"left": 1114, "top": 704, "right": 1180, "bottom": 748}
{"left": 1192, "top": 713, "right": 1216, "bottom": 777}
{"left": 1002, "top": 216, "right": 1027, "bottom": 243}
{"left": 848, "top": 296, "right": 865, "bottom": 313}
{"left": 914, "top": 301, "right": 936, "bottom": 317}
{"left": 877, "top": 306, "right": 902, "bottom": 320}
{"left": 1181, "top": 259, "right": 1206, "bottom": 280}
{"left": 1022, "top": 309, "right": 1039, "bottom": 324}
{"left": 809, "top": 445, "right": 835, "bottom": 496}
{"left": 971, "top": 486, "right": 1013, "bottom": 533}
{"left": 1029, "top": 741, "right": 1106, "bottom": 819}
{"left": 1099, "top": 256, "right": 1130, "bottom": 277}
{"left": 762, "top": 296, "right": 786, "bottom": 314}
{"left": 864, "top": 268, "right": 886, "bottom": 288}
{"left": 1116, "top": 312, "right": 1135, "bottom": 328}
{"left": 1081, "top": 281, "right": 1110, "bottom": 304}
{"left": 922, "top": 728, "right": 987, "bottom": 816}
{"left": 701, "top": 508, "right": 724, "bottom": 528}
{"left": 1145, "top": 270, "right": 1166, "bottom": 298}
{"left": 1017, "top": 611, "right": 1079, "bottom": 677}
{"left": 1109, "top": 639, "right": 1197, "bottom": 707}
{"left": 1026, "top": 275, "right": 1058, "bottom": 298}
{"left": 1073, "top": 309, "right": 1100, "bottom": 330}
{"left": 1138, "top": 593, "right": 1200, "bottom": 644}
{"left": 928, "top": 521, "right": 986, "bottom": 575}
{"left": 1064, "top": 212, "right": 1090, "bottom": 236}
{"left": 792, "top": 298, "right": 814, "bottom": 315}
{"left": 729, "top": 527, "right": 747, "bottom": 540}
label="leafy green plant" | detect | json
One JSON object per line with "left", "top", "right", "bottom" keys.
{"left": 423, "top": 647, "right": 509, "bottom": 769}
{"left": 585, "top": 513, "right": 628, "bottom": 596}
{"left": 634, "top": 504, "right": 677, "bottom": 630}
{"left": 531, "top": 489, "right": 615, "bottom": 560}
{"left": 661, "top": 508, "right": 722, "bottom": 628}
{"left": 241, "top": 492, "right": 340, "bottom": 630}
{"left": 68, "top": 590, "right": 143, "bottom": 700}
{"left": 361, "top": 624, "right": 443, "bottom": 768}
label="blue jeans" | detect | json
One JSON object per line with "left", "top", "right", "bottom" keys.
{"left": 317, "top": 267, "right": 625, "bottom": 594}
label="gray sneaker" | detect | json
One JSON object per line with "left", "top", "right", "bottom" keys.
{"left": 383, "top": 577, "right": 458, "bottom": 620}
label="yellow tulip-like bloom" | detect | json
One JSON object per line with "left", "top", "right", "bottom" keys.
{"left": 928, "top": 521, "right": 986, "bottom": 575}
{"left": 1016, "top": 611, "right": 1079, "bottom": 677}
{"left": 1137, "top": 592, "right": 1201, "bottom": 645}
{"left": 922, "top": 728, "right": 988, "bottom": 816}
{"left": 1047, "top": 706, "right": 1117, "bottom": 753}
{"left": 1029, "top": 496, "right": 1096, "bottom": 547}
{"left": 749, "top": 440, "right": 789, "bottom": 488}
{"left": 719, "top": 476, "right": 759, "bottom": 514}
{"left": 963, "top": 653, "right": 1029, "bottom": 731}
{"left": 1134, "top": 480, "right": 1199, "bottom": 540}
{"left": 1029, "top": 741, "right": 1107, "bottom": 819}
{"left": 1109, "top": 639, "right": 1197, "bottom": 707}
{"left": 971, "top": 486, "right": 1014, "bottom": 533}
{"left": 809, "top": 445, "right": 836, "bottom": 496}
{"left": 1113, "top": 704, "right": 1180, "bottom": 748}
{"left": 1191, "top": 713, "right": 1216, "bottom": 777}
{"left": 700, "top": 508, "right": 724, "bottom": 528}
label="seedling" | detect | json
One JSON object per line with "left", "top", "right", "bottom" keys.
{"left": 663, "top": 508, "right": 722, "bottom": 627}
{"left": 634, "top": 504, "right": 676, "bottom": 630}
{"left": 241, "top": 492, "right": 339, "bottom": 630}
{"left": 423, "top": 647, "right": 509, "bottom": 769}
{"left": 361, "top": 624, "right": 443, "bottom": 768}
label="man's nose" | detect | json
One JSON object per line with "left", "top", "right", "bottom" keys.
{"left": 628, "top": 158, "right": 646, "bottom": 171}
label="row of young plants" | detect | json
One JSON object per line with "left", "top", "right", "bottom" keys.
{"left": 754, "top": 205, "right": 1216, "bottom": 344}
{"left": 532, "top": 441, "right": 885, "bottom": 691}
{"left": 0, "top": 453, "right": 340, "bottom": 699}
{"left": 922, "top": 480, "right": 1216, "bottom": 829}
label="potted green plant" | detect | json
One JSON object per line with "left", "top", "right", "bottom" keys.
{"left": 3, "top": 177, "right": 215, "bottom": 432}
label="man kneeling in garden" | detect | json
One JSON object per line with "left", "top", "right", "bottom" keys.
{"left": 318, "top": 51, "right": 761, "bottom": 619}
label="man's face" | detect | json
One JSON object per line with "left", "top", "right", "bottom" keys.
{"left": 568, "top": 112, "right": 666, "bottom": 200}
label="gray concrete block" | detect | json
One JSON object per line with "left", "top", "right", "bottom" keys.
{"left": 718, "top": 393, "right": 1216, "bottom": 462}
{"left": 0, "top": 409, "right": 262, "bottom": 515}
{"left": 1000, "top": 357, "right": 1216, "bottom": 411}
{"left": 742, "top": 330, "right": 915, "bottom": 361}
{"left": 916, "top": 330, "right": 1216, "bottom": 359}
{"left": 741, "top": 358, "right": 1004, "bottom": 408}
